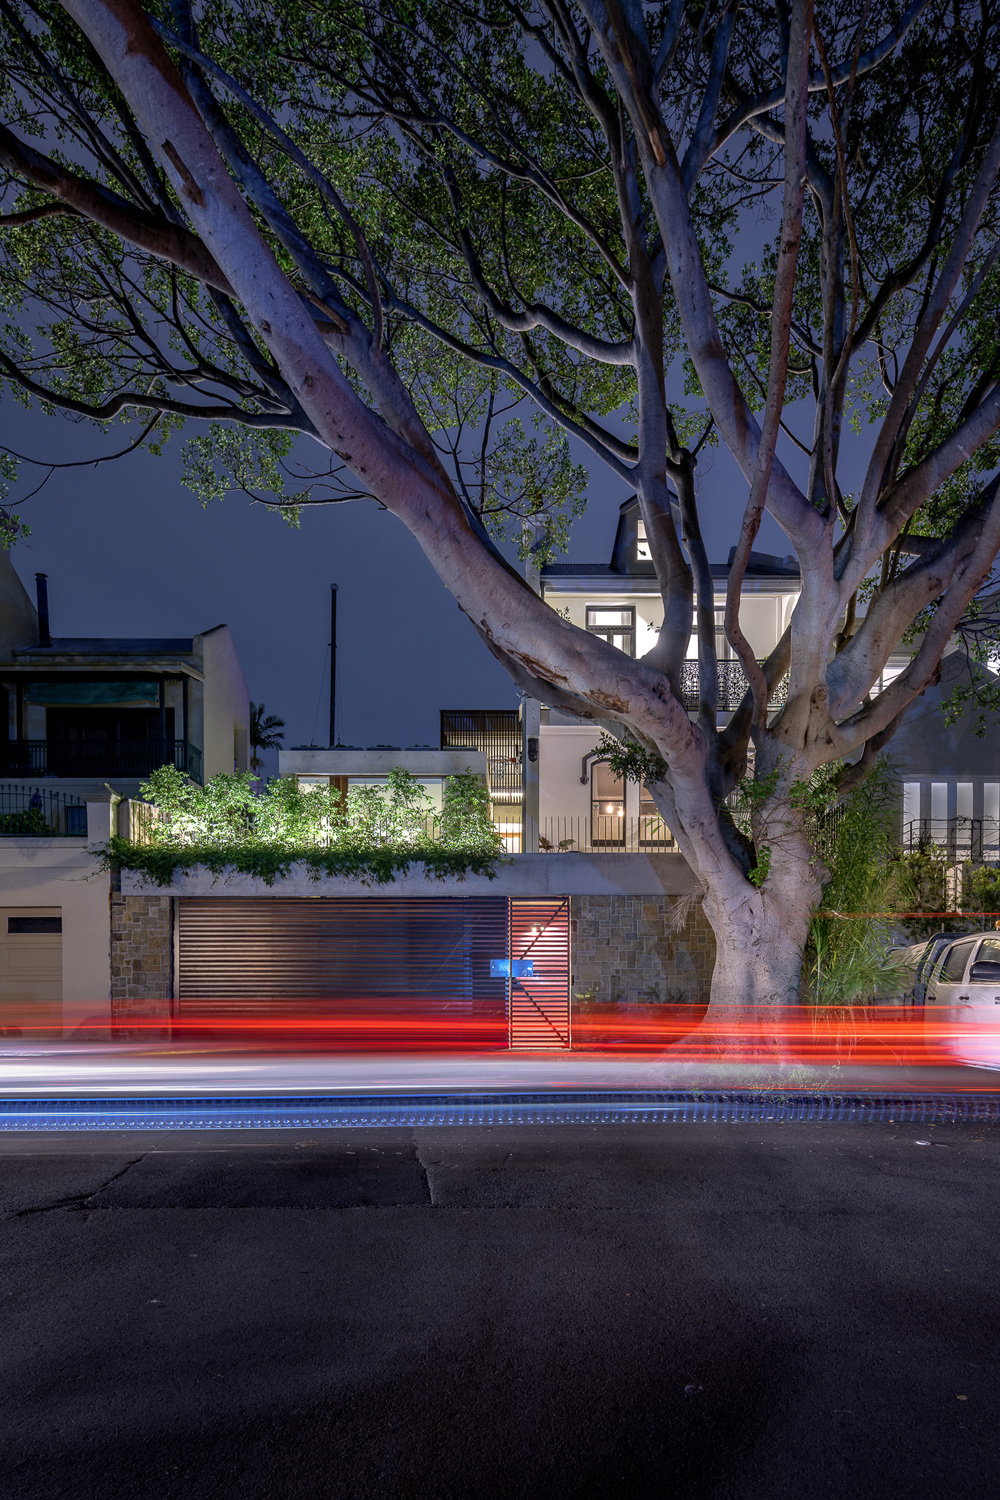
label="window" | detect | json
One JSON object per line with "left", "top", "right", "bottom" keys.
{"left": 8, "top": 916, "right": 61, "bottom": 934}
{"left": 930, "top": 781, "right": 948, "bottom": 836}
{"left": 975, "top": 938, "right": 1000, "bottom": 966}
{"left": 686, "top": 606, "right": 731, "bottom": 661}
{"left": 586, "top": 606, "right": 635, "bottom": 656}
{"left": 941, "top": 938, "right": 977, "bottom": 983}
{"left": 636, "top": 519, "right": 651, "bottom": 561}
{"left": 591, "top": 761, "right": 625, "bottom": 846}
{"left": 955, "top": 782, "right": 974, "bottom": 855}
{"left": 639, "top": 781, "right": 671, "bottom": 847}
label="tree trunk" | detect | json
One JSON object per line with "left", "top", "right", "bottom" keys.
{"left": 694, "top": 876, "right": 815, "bottom": 1063}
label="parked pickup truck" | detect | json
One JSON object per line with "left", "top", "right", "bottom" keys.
{"left": 924, "top": 931, "right": 1000, "bottom": 1070}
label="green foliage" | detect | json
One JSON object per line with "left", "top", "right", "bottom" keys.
{"left": 803, "top": 760, "right": 906, "bottom": 1006}
{"left": 962, "top": 862, "right": 1000, "bottom": 916}
{"left": 747, "top": 845, "right": 772, "bottom": 889}
{"left": 0, "top": 453, "right": 29, "bottom": 549}
{"left": 889, "top": 844, "right": 952, "bottom": 940}
{"left": 105, "top": 764, "right": 507, "bottom": 887}
{"left": 593, "top": 730, "right": 666, "bottom": 786}
{"left": 182, "top": 426, "right": 304, "bottom": 527}
{"left": 0, "top": 807, "right": 49, "bottom": 836}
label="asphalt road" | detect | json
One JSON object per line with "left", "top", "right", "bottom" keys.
{"left": 1, "top": 1120, "right": 998, "bottom": 1500}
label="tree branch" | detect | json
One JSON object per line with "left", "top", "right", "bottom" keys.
{"left": 0, "top": 123, "right": 235, "bottom": 296}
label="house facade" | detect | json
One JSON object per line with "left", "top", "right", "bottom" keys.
{"left": 0, "top": 550, "right": 250, "bottom": 1040}
{"left": 0, "top": 551, "right": 249, "bottom": 799}
{"left": 530, "top": 496, "right": 994, "bottom": 860}
{"left": 2, "top": 498, "right": 995, "bottom": 1047}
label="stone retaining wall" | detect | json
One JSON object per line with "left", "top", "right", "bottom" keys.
{"left": 570, "top": 894, "right": 715, "bottom": 1005}
{"left": 110, "top": 893, "right": 173, "bottom": 1035}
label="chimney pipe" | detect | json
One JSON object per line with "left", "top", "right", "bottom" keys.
{"left": 329, "top": 583, "right": 338, "bottom": 747}
{"left": 35, "top": 573, "right": 50, "bottom": 647}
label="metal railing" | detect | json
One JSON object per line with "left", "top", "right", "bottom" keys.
{"left": 0, "top": 784, "right": 88, "bottom": 837}
{"left": 537, "top": 815, "right": 679, "bottom": 854}
{"left": 902, "top": 818, "right": 1000, "bottom": 862}
{"left": 0, "top": 739, "right": 202, "bottom": 782}
{"left": 679, "top": 658, "right": 789, "bottom": 713}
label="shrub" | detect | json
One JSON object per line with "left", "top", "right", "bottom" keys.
{"left": 106, "top": 765, "right": 508, "bottom": 887}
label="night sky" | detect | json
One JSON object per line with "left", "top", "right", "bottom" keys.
{"left": 5, "top": 389, "right": 854, "bottom": 776}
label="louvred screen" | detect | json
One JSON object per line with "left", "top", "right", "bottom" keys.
{"left": 508, "top": 899, "right": 571, "bottom": 1049}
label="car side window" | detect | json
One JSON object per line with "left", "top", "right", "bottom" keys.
{"left": 940, "top": 939, "right": 977, "bottom": 983}
{"left": 974, "top": 937, "right": 1000, "bottom": 966}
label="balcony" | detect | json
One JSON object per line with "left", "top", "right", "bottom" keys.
{"left": 0, "top": 739, "right": 202, "bottom": 782}
{"left": 902, "top": 818, "right": 1000, "bottom": 863}
{"left": 0, "top": 784, "right": 88, "bottom": 836}
{"left": 679, "top": 659, "right": 789, "bottom": 713}
{"left": 537, "top": 816, "right": 679, "bottom": 854}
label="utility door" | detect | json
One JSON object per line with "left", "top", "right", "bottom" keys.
{"left": 508, "top": 899, "right": 571, "bottom": 1049}
{"left": 0, "top": 908, "right": 62, "bottom": 1037}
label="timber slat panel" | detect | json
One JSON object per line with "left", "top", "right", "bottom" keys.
{"left": 508, "top": 899, "right": 571, "bottom": 1049}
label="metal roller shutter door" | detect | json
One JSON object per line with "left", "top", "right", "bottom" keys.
{"left": 177, "top": 897, "right": 510, "bottom": 1005}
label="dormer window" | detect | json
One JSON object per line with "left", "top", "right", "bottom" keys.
{"left": 586, "top": 605, "right": 635, "bottom": 656}
{"left": 636, "top": 519, "right": 651, "bottom": 561}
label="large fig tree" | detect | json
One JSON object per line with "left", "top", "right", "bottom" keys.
{"left": 2, "top": 0, "right": 1000, "bottom": 1012}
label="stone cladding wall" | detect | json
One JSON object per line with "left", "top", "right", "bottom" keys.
{"left": 570, "top": 894, "right": 715, "bottom": 1005}
{"left": 110, "top": 893, "right": 173, "bottom": 1034}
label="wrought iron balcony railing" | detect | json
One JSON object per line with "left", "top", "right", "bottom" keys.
{"left": 0, "top": 784, "right": 88, "bottom": 836}
{"left": 679, "top": 658, "right": 789, "bottom": 713}
{"left": 0, "top": 739, "right": 203, "bottom": 783}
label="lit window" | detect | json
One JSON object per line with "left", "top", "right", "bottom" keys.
{"left": 586, "top": 605, "right": 635, "bottom": 656}
{"left": 685, "top": 606, "right": 731, "bottom": 661}
{"left": 591, "top": 761, "right": 625, "bottom": 846}
{"left": 636, "top": 520, "right": 651, "bottom": 561}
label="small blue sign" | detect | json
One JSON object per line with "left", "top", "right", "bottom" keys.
{"left": 490, "top": 958, "right": 534, "bottom": 979}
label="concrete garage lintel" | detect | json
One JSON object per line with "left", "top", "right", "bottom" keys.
{"left": 120, "top": 851, "right": 698, "bottom": 899}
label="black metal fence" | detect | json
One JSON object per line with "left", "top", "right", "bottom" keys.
{"left": 902, "top": 818, "right": 1000, "bottom": 862}
{"left": 0, "top": 739, "right": 202, "bottom": 782}
{"left": 0, "top": 784, "right": 88, "bottom": 837}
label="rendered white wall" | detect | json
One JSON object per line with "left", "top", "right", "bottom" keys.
{"left": 196, "top": 624, "right": 250, "bottom": 780}
{"left": 0, "top": 805, "right": 112, "bottom": 1034}
{"left": 538, "top": 724, "right": 600, "bottom": 823}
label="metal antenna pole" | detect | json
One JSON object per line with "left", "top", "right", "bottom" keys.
{"left": 329, "top": 584, "right": 338, "bottom": 747}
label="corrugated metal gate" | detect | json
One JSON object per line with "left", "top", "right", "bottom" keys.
{"left": 176, "top": 896, "right": 570, "bottom": 1048}
{"left": 508, "top": 899, "right": 571, "bottom": 1049}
